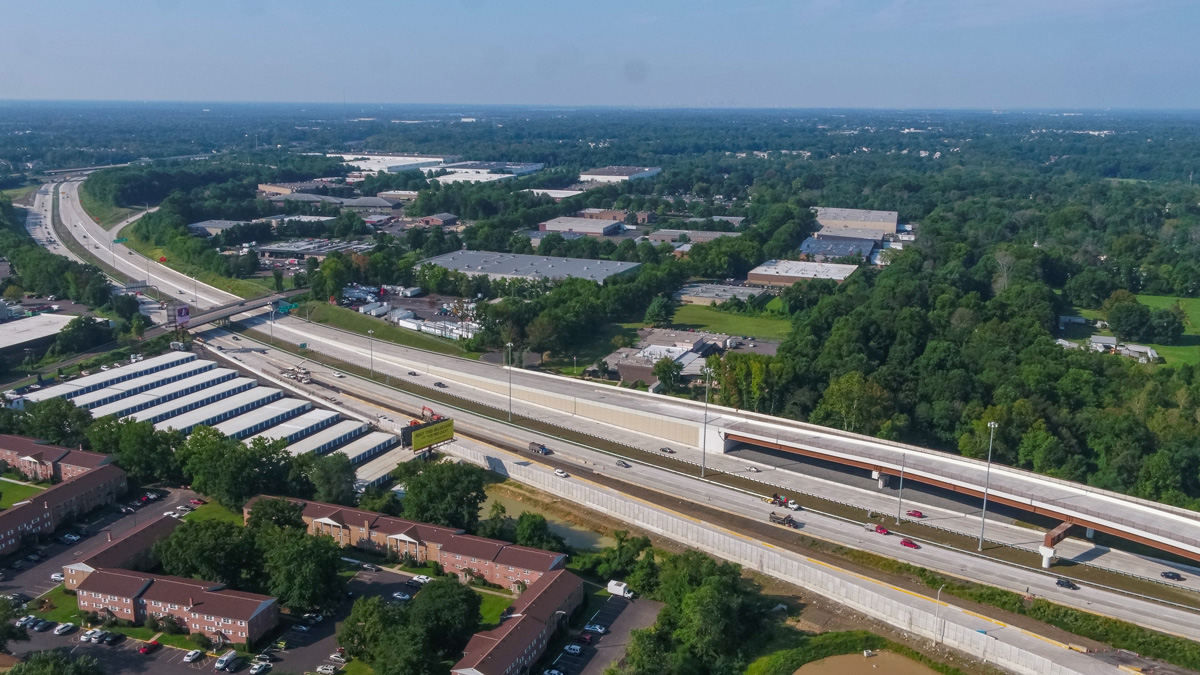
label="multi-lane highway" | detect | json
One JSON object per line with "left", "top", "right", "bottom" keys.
{"left": 47, "top": 177, "right": 1200, "bottom": 641}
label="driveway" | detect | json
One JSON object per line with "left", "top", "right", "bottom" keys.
{"left": 579, "top": 596, "right": 662, "bottom": 675}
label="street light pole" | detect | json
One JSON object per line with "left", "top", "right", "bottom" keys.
{"left": 505, "top": 342, "right": 514, "bottom": 422}
{"left": 269, "top": 309, "right": 276, "bottom": 344}
{"left": 896, "top": 453, "right": 906, "bottom": 523}
{"left": 978, "top": 421, "right": 998, "bottom": 551}
{"left": 368, "top": 329, "right": 375, "bottom": 378}
{"left": 192, "top": 276, "right": 198, "bottom": 306}
{"left": 934, "top": 583, "right": 946, "bottom": 644}
{"left": 701, "top": 366, "right": 712, "bottom": 478}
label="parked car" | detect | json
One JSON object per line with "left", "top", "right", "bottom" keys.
{"left": 249, "top": 664, "right": 270, "bottom": 675}
{"left": 119, "top": 506, "right": 136, "bottom": 514}
{"left": 139, "top": 640, "right": 160, "bottom": 654}
{"left": 189, "top": 498, "right": 206, "bottom": 505}
{"left": 329, "top": 654, "right": 347, "bottom": 663}
{"left": 1056, "top": 578, "right": 1079, "bottom": 590}
{"left": 584, "top": 623, "right": 607, "bottom": 634}
{"left": 411, "top": 575, "right": 432, "bottom": 585}
{"left": 15, "top": 615, "right": 36, "bottom": 628}
{"left": 563, "top": 644, "right": 582, "bottom": 655}
{"left": 361, "top": 563, "right": 380, "bottom": 572}
{"left": 90, "top": 630, "right": 109, "bottom": 643}
{"left": 176, "top": 505, "right": 193, "bottom": 513}
{"left": 574, "top": 633, "right": 593, "bottom": 644}
{"left": 291, "top": 624, "right": 310, "bottom": 633}
{"left": 50, "top": 572, "right": 64, "bottom": 582}
{"left": 103, "top": 632, "right": 124, "bottom": 645}
{"left": 255, "top": 652, "right": 275, "bottom": 663}
{"left": 303, "top": 612, "right": 325, "bottom": 624}
{"left": 53, "top": 622, "right": 75, "bottom": 635}
{"left": 554, "top": 469, "right": 569, "bottom": 478}
{"left": 1162, "top": 571, "right": 1186, "bottom": 582}
{"left": 60, "top": 533, "right": 81, "bottom": 543}
{"left": 79, "top": 629, "right": 97, "bottom": 642}
{"left": 144, "top": 492, "right": 159, "bottom": 501}
{"left": 183, "top": 649, "right": 203, "bottom": 662}
{"left": 33, "top": 620, "right": 53, "bottom": 632}
{"left": 544, "top": 670, "right": 565, "bottom": 675}
{"left": 316, "top": 666, "right": 337, "bottom": 675}
{"left": 905, "top": 510, "right": 925, "bottom": 519}
{"left": 392, "top": 591, "right": 411, "bottom": 601}
{"left": 164, "top": 511, "right": 180, "bottom": 518}
{"left": 900, "top": 538, "right": 920, "bottom": 550}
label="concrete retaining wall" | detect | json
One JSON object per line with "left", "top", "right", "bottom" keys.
{"left": 443, "top": 442, "right": 1097, "bottom": 675}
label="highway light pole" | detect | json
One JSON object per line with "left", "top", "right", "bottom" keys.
{"left": 368, "top": 329, "right": 375, "bottom": 378}
{"left": 505, "top": 342, "right": 514, "bottom": 422}
{"left": 896, "top": 453, "right": 906, "bottom": 523}
{"left": 269, "top": 308, "right": 276, "bottom": 344}
{"left": 978, "top": 421, "right": 998, "bottom": 552}
{"left": 701, "top": 366, "right": 712, "bottom": 478}
{"left": 935, "top": 583, "right": 946, "bottom": 644}
{"left": 192, "top": 276, "right": 198, "bottom": 305}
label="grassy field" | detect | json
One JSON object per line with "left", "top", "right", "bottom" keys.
{"left": 78, "top": 185, "right": 140, "bottom": 229}
{"left": 0, "top": 481, "right": 45, "bottom": 509}
{"left": 543, "top": 321, "right": 642, "bottom": 375}
{"left": 1, "top": 184, "right": 38, "bottom": 205}
{"left": 477, "top": 592, "right": 513, "bottom": 628}
{"left": 1071, "top": 294, "right": 1200, "bottom": 365}
{"left": 118, "top": 225, "right": 270, "bottom": 300}
{"left": 670, "top": 304, "right": 791, "bottom": 341}
{"left": 300, "top": 301, "right": 479, "bottom": 359}
{"left": 182, "top": 501, "right": 243, "bottom": 526}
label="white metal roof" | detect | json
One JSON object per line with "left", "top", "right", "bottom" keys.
{"left": 152, "top": 387, "right": 281, "bottom": 432}
{"left": 285, "top": 420, "right": 367, "bottom": 457}
{"left": 125, "top": 377, "right": 258, "bottom": 423}
{"left": 214, "top": 399, "right": 312, "bottom": 439}
{"left": 22, "top": 352, "right": 197, "bottom": 403}
{"left": 90, "top": 368, "right": 238, "bottom": 419}
{"left": 354, "top": 445, "right": 415, "bottom": 489}
{"left": 335, "top": 431, "right": 398, "bottom": 463}
{"left": 0, "top": 313, "right": 76, "bottom": 350}
{"left": 246, "top": 409, "right": 340, "bottom": 445}
{"left": 71, "top": 361, "right": 217, "bottom": 408}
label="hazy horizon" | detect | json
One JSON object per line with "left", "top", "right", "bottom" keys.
{"left": 4, "top": 0, "right": 1199, "bottom": 110}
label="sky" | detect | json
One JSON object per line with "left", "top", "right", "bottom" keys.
{"left": 3, "top": 0, "right": 1199, "bottom": 109}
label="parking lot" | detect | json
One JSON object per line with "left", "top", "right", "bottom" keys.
{"left": 540, "top": 593, "right": 662, "bottom": 675}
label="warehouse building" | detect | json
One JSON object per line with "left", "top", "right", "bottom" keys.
{"left": 813, "top": 207, "right": 898, "bottom": 235}
{"left": 333, "top": 431, "right": 399, "bottom": 464}
{"left": 673, "top": 283, "right": 764, "bottom": 306}
{"left": 246, "top": 410, "right": 340, "bottom": 445}
{"left": 286, "top": 420, "right": 368, "bottom": 457}
{"left": 17, "top": 352, "right": 198, "bottom": 407}
{"left": 747, "top": 260, "right": 860, "bottom": 286}
{"left": 420, "top": 251, "right": 640, "bottom": 284}
{"left": 70, "top": 360, "right": 217, "bottom": 410}
{"left": 799, "top": 235, "right": 877, "bottom": 261}
{"left": 522, "top": 189, "right": 584, "bottom": 202}
{"left": 0, "top": 313, "right": 76, "bottom": 360}
{"left": 579, "top": 166, "right": 662, "bottom": 183}
{"left": 84, "top": 369, "right": 239, "bottom": 420}
{"left": 440, "top": 161, "right": 543, "bottom": 176}
{"left": 153, "top": 387, "right": 284, "bottom": 434}
{"left": 648, "top": 229, "right": 741, "bottom": 244}
{"left": 539, "top": 216, "right": 623, "bottom": 237}
{"left": 213, "top": 399, "right": 312, "bottom": 440}
{"left": 188, "top": 220, "right": 246, "bottom": 237}
{"left": 118, "top": 377, "right": 257, "bottom": 424}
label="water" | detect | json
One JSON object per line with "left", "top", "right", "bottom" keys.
{"left": 481, "top": 489, "right": 615, "bottom": 551}
{"left": 794, "top": 650, "right": 940, "bottom": 675}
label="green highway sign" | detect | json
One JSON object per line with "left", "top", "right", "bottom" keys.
{"left": 299, "top": 343, "right": 308, "bottom": 349}
{"left": 277, "top": 302, "right": 298, "bottom": 312}
{"left": 112, "top": 238, "right": 128, "bottom": 244}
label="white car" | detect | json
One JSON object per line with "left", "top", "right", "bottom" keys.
{"left": 316, "top": 666, "right": 337, "bottom": 675}
{"left": 563, "top": 644, "right": 582, "bottom": 655}
{"left": 53, "top": 622, "right": 75, "bottom": 635}
{"left": 584, "top": 623, "right": 608, "bottom": 634}
{"left": 411, "top": 575, "right": 432, "bottom": 585}
{"left": 79, "top": 629, "right": 97, "bottom": 642}
{"left": 165, "top": 511, "right": 180, "bottom": 518}
{"left": 250, "top": 664, "right": 271, "bottom": 675}
{"left": 291, "top": 624, "right": 310, "bottom": 633}
{"left": 391, "top": 591, "right": 411, "bottom": 601}
{"left": 175, "top": 505, "right": 193, "bottom": 513}
{"left": 50, "top": 573, "right": 64, "bottom": 583}
{"left": 329, "top": 654, "right": 347, "bottom": 663}
{"left": 554, "top": 469, "right": 569, "bottom": 478}
{"left": 183, "top": 649, "right": 203, "bottom": 663}
{"left": 61, "top": 533, "right": 81, "bottom": 543}
{"left": 333, "top": 372, "right": 344, "bottom": 378}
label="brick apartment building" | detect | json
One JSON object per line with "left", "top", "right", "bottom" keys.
{"left": 76, "top": 569, "right": 279, "bottom": 646}
{"left": 63, "top": 515, "right": 181, "bottom": 591}
{"left": 245, "top": 497, "right": 567, "bottom": 591}
{"left": 0, "top": 463, "right": 126, "bottom": 557}
{"left": 452, "top": 569, "right": 584, "bottom": 675}
{"left": 0, "top": 435, "right": 114, "bottom": 482}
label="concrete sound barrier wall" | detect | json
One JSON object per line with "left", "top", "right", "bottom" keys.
{"left": 443, "top": 442, "right": 1101, "bottom": 675}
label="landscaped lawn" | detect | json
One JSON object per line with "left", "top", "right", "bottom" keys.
{"left": 183, "top": 501, "right": 243, "bottom": 526}
{"left": 670, "top": 304, "right": 791, "bottom": 341}
{"left": 30, "top": 585, "right": 199, "bottom": 650}
{"left": 0, "top": 481, "right": 45, "bottom": 509}
{"left": 78, "top": 186, "right": 141, "bottom": 229}
{"left": 300, "top": 301, "right": 478, "bottom": 359}
{"left": 30, "top": 585, "right": 84, "bottom": 623}
{"left": 477, "top": 591, "right": 513, "bottom": 629}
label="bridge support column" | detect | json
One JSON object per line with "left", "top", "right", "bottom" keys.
{"left": 1038, "top": 545, "right": 1056, "bottom": 569}
{"left": 1085, "top": 527, "right": 1095, "bottom": 539}
{"left": 872, "top": 471, "right": 890, "bottom": 489}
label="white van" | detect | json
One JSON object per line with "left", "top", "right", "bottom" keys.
{"left": 215, "top": 650, "right": 238, "bottom": 669}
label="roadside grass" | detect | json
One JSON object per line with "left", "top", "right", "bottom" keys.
{"left": 1069, "top": 295, "right": 1200, "bottom": 365}
{"left": 1, "top": 184, "right": 38, "bottom": 205}
{"left": 543, "top": 321, "right": 642, "bottom": 375}
{"left": 744, "top": 629, "right": 970, "bottom": 675}
{"left": 670, "top": 304, "right": 791, "bottom": 341}
{"left": 477, "top": 592, "right": 513, "bottom": 629}
{"left": 182, "top": 501, "right": 243, "bottom": 526}
{"left": 0, "top": 481, "right": 45, "bottom": 509}
{"left": 298, "top": 301, "right": 478, "bottom": 359}
{"left": 118, "top": 225, "right": 270, "bottom": 300}
{"left": 78, "top": 186, "right": 140, "bottom": 230}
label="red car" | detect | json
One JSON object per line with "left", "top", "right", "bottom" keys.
{"left": 905, "top": 510, "right": 925, "bottom": 519}
{"left": 874, "top": 524, "right": 890, "bottom": 535}
{"left": 900, "top": 538, "right": 920, "bottom": 550}
{"left": 189, "top": 499, "right": 206, "bottom": 505}
{"left": 574, "top": 633, "right": 593, "bottom": 644}
{"left": 139, "top": 640, "right": 160, "bottom": 655}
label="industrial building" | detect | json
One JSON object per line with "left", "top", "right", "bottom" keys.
{"left": 522, "top": 189, "right": 583, "bottom": 202}
{"left": 256, "top": 239, "right": 373, "bottom": 262}
{"left": 124, "top": 377, "right": 258, "bottom": 424}
{"left": 333, "top": 431, "right": 399, "bottom": 464}
{"left": 246, "top": 410, "right": 340, "bottom": 445}
{"left": 0, "top": 313, "right": 76, "bottom": 359}
{"left": 419, "top": 213, "right": 459, "bottom": 227}
{"left": 579, "top": 166, "right": 662, "bottom": 183}
{"left": 153, "top": 387, "right": 285, "bottom": 434}
{"left": 439, "top": 161, "right": 543, "bottom": 176}
{"left": 420, "top": 251, "right": 641, "bottom": 284}
{"left": 813, "top": 207, "right": 899, "bottom": 235}
{"left": 539, "top": 216, "right": 623, "bottom": 237}
{"left": 213, "top": 399, "right": 311, "bottom": 440}
{"left": 286, "top": 420, "right": 368, "bottom": 457}
{"left": 330, "top": 154, "right": 455, "bottom": 174}
{"left": 673, "top": 283, "right": 764, "bottom": 306}
{"left": 71, "top": 360, "right": 218, "bottom": 410}
{"left": 648, "top": 229, "right": 742, "bottom": 244}
{"left": 799, "top": 235, "right": 877, "bottom": 261}
{"left": 747, "top": 260, "right": 860, "bottom": 285}
{"left": 188, "top": 220, "right": 246, "bottom": 237}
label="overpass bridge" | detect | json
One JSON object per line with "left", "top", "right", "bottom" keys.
{"left": 184, "top": 289, "right": 307, "bottom": 328}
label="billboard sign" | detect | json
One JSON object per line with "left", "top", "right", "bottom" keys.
{"left": 175, "top": 305, "right": 191, "bottom": 327}
{"left": 410, "top": 419, "right": 454, "bottom": 451}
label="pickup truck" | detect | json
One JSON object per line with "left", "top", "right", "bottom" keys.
{"left": 528, "top": 442, "right": 551, "bottom": 455}
{"left": 769, "top": 512, "right": 798, "bottom": 529}
{"left": 765, "top": 493, "right": 801, "bottom": 511}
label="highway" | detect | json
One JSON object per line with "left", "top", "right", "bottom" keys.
{"left": 193, "top": 325, "right": 1200, "bottom": 656}
{"left": 49, "top": 178, "right": 1200, "bottom": 638}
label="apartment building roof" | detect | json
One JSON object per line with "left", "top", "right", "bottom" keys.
{"left": 0, "top": 435, "right": 111, "bottom": 469}
{"left": 442, "top": 534, "right": 507, "bottom": 561}
{"left": 509, "top": 569, "right": 582, "bottom": 621}
{"left": 70, "top": 515, "right": 181, "bottom": 573}
{"left": 77, "top": 569, "right": 152, "bottom": 598}
{"left": 494, "top": 546, "right": 566, "bottom": 572}
{"left": 80, "top": 568, "right": 274, "bottom": 621}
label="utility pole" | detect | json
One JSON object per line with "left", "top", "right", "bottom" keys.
{"left": 934, "top": 583, "right": 946, "bottom": 644}
{"left": 978, "top": 421, "right": 998, "bottom": 551}
{"left": 368, "top": 329, "right": 375, "bottom": 378}
{"left": 701, "top": 366, "right": 712, "bottom": 478}
{"left": 896, "top": 453, "right": 906, "bottom": 523}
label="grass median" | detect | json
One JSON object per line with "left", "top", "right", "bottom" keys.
{"left": 117, "top": 225, "right": 270, "bottom": 300}
{"left": 295, "top": 301, "right": 479, "bottom": 359}
{"left": 77, "top": 186, "right": 140, "bottom": 229}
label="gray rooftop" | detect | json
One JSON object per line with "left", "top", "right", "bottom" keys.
{"left": 149, "top": 385, "right": 278, "bottom": 431}
{"left": 286, "top": 420, "right": 368, "bottom": 457}
{"left": 214, "top": 399, "right": 311, "bottom": 439}
{"left": 581, "top": 166, "right": 661, "bottom": 177}
{"left": 800, "top": 236, "right": 876, "bottom": 259}
{"left": 188, "top": 219, "right": 244, "bottom": 232}
{"left": 22, "top": 352, "right": 197, "bottom": 403}
{"left": 88, "top": 368, "right": 239, "bottom": 419}
{"left": 334, "top": 431, "right": 399, "bottom": 463}
{"left": 246, "top": 409, "right": 340, "bottom": 445}
{"left": 71, "top": 361, "right": 217, "bottom": 409}
{"left": 420, "top": 251, "right": 640, "bottom": 284}
{"left": 0, "top": 313, "right": 76, "bottom": 351}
